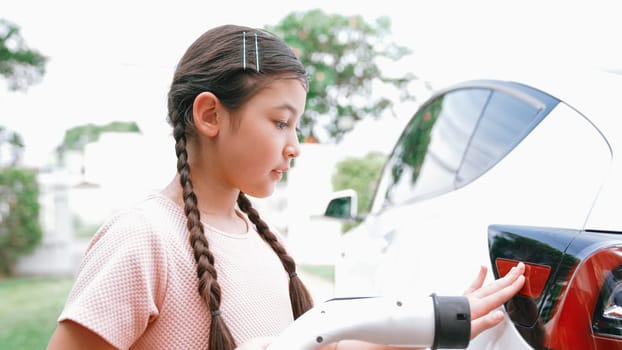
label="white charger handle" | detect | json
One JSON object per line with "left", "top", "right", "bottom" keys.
{"left": 267, "top": 296, "right": 436, "bottom": 350}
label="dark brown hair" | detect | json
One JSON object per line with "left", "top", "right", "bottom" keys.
{"left": 166, "top": 24, "right": 313, "bottom": 349}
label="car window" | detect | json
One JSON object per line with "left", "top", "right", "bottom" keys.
{"left": 456, "top": 90, "right": 543, "bottom": 187}
{"left": 375, "top": 88, "right": 490, "bottom": 209}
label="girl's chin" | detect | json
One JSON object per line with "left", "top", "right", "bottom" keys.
{"left": 240, "top": 185, "right": 276, "bottom": 199}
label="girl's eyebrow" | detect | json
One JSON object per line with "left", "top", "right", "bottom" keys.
{"left": 272, "top": 103, "right": 299, "bottom": 117}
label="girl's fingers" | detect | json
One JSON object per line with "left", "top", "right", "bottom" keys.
{"left": 470, "top": 309, "right": 505, "bottom": 339}
{"left": 469, "top": 262, "right": 525, "bottom": 299}
{"left": 464, "top": 265, "right": 487, "bottom": 295}
{"left": 469, "top": 263, "right": 525, "bottom": 320}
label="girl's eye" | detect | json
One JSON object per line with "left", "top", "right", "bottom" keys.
{"left": 276, "top": 121, "right": 288, "bottom": 129}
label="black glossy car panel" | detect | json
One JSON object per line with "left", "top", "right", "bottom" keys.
{"left": 489, "top": 225, "right": 622, "bottom": 349}
{"left": 488, "top": 225, "right": 580, "bottom": 327}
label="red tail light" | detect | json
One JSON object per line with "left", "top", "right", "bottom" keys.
{"left": 545, "top": 247, "right": 622, "bottom": 349}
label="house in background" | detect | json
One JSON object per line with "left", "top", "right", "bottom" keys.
{"left": 15, "top": 111, "right": 411, "bottom": 276}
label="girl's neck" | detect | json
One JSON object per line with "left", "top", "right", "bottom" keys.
{"left": 161, "top": 174, "right": 246, "bottom": 232}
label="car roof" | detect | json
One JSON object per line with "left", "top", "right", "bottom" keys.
{"left": 434, "top": 65, "right": 622, "bottom": 146}
{"left": 428, "top": 65, "right": 622, "bottom": 232}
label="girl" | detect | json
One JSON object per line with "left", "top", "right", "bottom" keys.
{"left": 47, "top": 24, "right": 525, "bottom": 350}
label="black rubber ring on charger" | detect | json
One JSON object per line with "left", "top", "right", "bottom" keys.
{"left": 430, "top": 294, "right": 471, "bottom": 349}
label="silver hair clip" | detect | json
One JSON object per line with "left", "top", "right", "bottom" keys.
{"left": 242, "top": 31, "right": 260, "bottom": 72}
{"left": 254, "top": 32, "right": 260, "bottom": 72}
{"left": 242, "top": 32, "right": 247, "bottom": 70}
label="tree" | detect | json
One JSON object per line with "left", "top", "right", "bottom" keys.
{"left": 0, "top": 126, "right": 25, "bottom": 166}
{"left": 0, "top": 19, "right": 47, "bottom": 91}
{"left": 267, "top": 9, "right": 417, "bottom": 142}
{"left": 331, "top": 151, "right": 387, "bottom": 232}
{"left": 332, "top": 151, "right": 387, "bottom": 214}
{"left": 0, "top": 18, "right": 45, "bottom": 274}
{"left": 56, "top": 121, "right": 141, "bottom": 168}
{"left": 0, "top": 167, "right": 42, "bottom": 275}
{"left": 60, "top": 121, "right": 141, "bottom": 152}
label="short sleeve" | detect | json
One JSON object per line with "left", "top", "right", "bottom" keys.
{"left": 59, "top": 209, "right": 168, "bottom": 350}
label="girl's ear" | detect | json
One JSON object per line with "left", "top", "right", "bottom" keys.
{"left": 193, "top": 91, "right": 221, "bottom": 137}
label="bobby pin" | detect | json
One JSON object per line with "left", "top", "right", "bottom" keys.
{"left": 254, "top": 32, "right": 260, "bottom": 72}
{"left": 242, "top": 31, "right": 247, "bottom": 70}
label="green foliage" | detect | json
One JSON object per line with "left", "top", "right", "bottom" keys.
{"left": 61, "top": 121, "right": 141, "bottom": 151}
{"left": 0, "top": 126, "right": 25, "bottom": 166}
{"left": 0, "top": 277, "right": 74, "bottom": 349}
{"left": 0, "top": 167, "right": 42, "bottom": 276}
{"left": 332, "top": 151, "right": 387, "bottom": 214}
{"left": 267, "top": 9, "right": 417, "bottom": 142}
{"left": 0, "top": 19, "right": 47, "bottom": 90}
{"left": 0, "top": 126, "right": 24, "bottom": 148}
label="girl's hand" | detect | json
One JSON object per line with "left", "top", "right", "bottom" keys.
{"left": 464, "top": 262, "right": 526, "bottom": 339}
{"left": 236, "top": 337, "right": 274, "bottom": 350}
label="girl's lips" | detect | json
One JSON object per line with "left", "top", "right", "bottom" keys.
{"left": 275, "top": 167, "right": 289, "bottom": 172}
{"left": 271, "top": 169, "right": 284, "bottom": 180}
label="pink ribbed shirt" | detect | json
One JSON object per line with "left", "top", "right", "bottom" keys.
{"left": 59, "top": 193, "right": 294, "bottom": 349}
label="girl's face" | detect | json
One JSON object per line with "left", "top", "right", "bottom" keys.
{"left": 216, "top": 78, "right": 306, "bottom": 198}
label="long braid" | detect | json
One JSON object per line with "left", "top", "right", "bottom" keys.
{"left": 173, "top": 114, "right": 237, "bottom": 350}
{"left": 237, "top": 192, "right": 314, "bottom": 318}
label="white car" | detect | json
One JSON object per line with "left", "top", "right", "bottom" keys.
{"left": 322, "top": 67, "right": 622, "bottom": 349}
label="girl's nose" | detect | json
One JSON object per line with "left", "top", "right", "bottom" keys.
{"left": 284, "top": 135, "right": 301, "bottom": 159}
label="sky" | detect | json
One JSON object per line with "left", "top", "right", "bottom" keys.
{"left": 1, "top": 0, "right": 621, "bottom": 167}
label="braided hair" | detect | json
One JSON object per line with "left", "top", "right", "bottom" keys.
{"left": 166, "top": 24, "right": 313, "bottom": 350}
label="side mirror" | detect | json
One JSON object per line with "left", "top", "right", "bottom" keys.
{"left": 323, "top": 189, "right": 361, "bottom": 221}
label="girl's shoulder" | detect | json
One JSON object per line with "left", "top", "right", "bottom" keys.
{"left": 87, "top": 193, "right": 186, "bottom": 252}
{"left": 60, "top": 194, "right": 179, "bottom": 349}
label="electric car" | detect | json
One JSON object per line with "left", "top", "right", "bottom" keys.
{"left": 322, "top": 67, "right": 622, "bottom": 349}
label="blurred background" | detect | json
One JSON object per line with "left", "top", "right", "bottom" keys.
{"left": 1, "top": 0, "right": 621, "bottom": 348}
